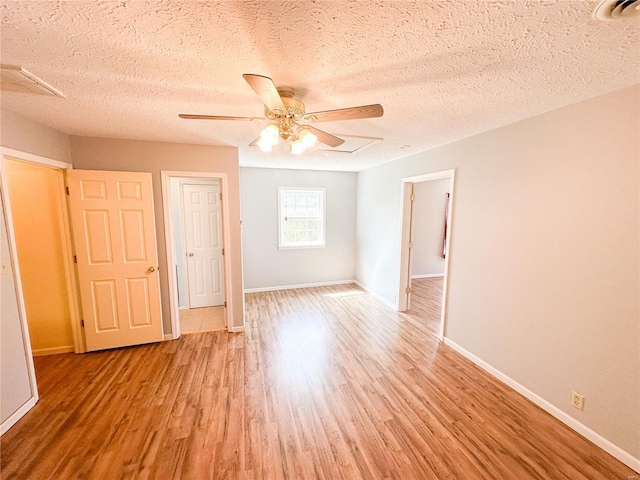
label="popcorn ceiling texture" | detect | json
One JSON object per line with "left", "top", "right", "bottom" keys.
{"left": 1, "top": 0, "right": 638, "bottom": 171}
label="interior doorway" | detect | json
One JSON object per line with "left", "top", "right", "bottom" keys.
{"left": 161, "top": 172, "right": 231, "bottom": 337}
{"left": 1, "top": 151, "right": 83, "bottom": 355}
{"left": 398, "top": 170, "right": 455, "bottom": 341}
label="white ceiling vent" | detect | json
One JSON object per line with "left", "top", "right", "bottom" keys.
{"left": 593, "top": 0, "right": 640, "bottom": 21}
{"left": 0, "top": 65, "right": 65, "bottom": 97}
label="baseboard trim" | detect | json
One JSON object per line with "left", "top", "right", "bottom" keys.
{"left": 32, "top": 345, "right": 74, "bottom": 356}
{"left": 1, "top": 396, "right": 37, "bottom": 436}
{"left": 178, "top": 306, "right": 188, "bottom": 311}
{"left": 244, "top": 279, "right": 357, "bottom": 294}
{"left": 229, "top": 326, "right": 245, "bottom": 333}
{"left": 353, "top": 281, "right": 398, "bottom": 310}
{"left": 443, "top": 338, "right": 640, "bottom": 473}
{"left": 163, "top": 333, "right": 176, "bottom": 341}
{"left": 411, "top": 273, "right": 444, "bottom": 279}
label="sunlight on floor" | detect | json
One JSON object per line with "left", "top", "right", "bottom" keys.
{"left": 322, "top": 290, "right": 367, "bottom": 298}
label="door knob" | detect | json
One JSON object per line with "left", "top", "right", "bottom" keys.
{"left": 188, "top": 252, "right": 194, "bottom": 257}
{"left": 146, "top": 266, "right": 156, "bottom": 273}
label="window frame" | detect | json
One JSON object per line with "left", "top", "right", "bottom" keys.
{"left": 278, "top": 187, "right": 326, "bottom": 250}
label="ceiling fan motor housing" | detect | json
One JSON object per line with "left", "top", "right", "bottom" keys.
{"left": 264, "top": 88, "right": 306, "bottom": 120}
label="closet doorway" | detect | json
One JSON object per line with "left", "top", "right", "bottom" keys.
{"left": 162, "top": 172, "right": 230, "bottom": 336}
{"left": 2, "top": 153, "right": 82, "bottom": 355}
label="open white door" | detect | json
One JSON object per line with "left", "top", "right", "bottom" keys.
{"left": 183, "top": 183, "right": 225, "bottom": 308}
{"left": 66, "top": 170, "right": 163, "bottom": 352}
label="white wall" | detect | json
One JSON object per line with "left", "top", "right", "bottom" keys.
{"left": 355, "top": 85, "right": 640, "bottom": 461}
{"left": 411, "top": 178, "right": 449, "bottom": 277}
{"left": 0, "top": 196, "right": 34, "bottom": 425}
{"left": 240, "top": 167, "right": 356, "bottom": 290}
{"left": 169, "top": 177, "right": 187, "bottom": 308}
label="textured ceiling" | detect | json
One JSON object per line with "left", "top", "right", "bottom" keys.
{"left": 1, "top": 1, "right": 638, "bottom": 171}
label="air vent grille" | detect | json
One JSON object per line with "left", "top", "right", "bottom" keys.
{"left": 594, "top": 0, "right": 640, "bottom": 21}
{"left": 0, "top": 65, "right": 65, "bottom": 97}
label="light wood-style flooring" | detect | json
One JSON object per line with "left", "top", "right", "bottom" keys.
{"left": 408, "top": 276, "right": 444, "bottom": 338}
{"left": 180, "top": 305, "right": 226, "bottom": 334}
{"left": 1, "top": 284, "right": 635, "bottom": 479}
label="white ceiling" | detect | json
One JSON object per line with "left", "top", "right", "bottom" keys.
{"left": 1, "top": 1, "right": 638, "bottom": 172}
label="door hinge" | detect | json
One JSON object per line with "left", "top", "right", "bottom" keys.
{"left": 410, "top": 193, "right": 415, "bottom": 201}
{"left": 224, "top": 301, "right": 227, "bottom": 308}
{"left": 219, "top": 192, "right": 222, "bottom": 200}
{"left": 405, "top": 287, "right": 411, "bottom": 294}
{"left": 81, "top": 319, "right": 85, "bottom": 327}
{"left": 65, "top": 186, "right": 70, "bottom": 195}
{"left": 222, "top": 248, "right": 225, "bottom": 256}
{"left": 408, "top": 242, "right": 413, "bottom": 249}
{"left": 73, "top": 255, "right": 78, "bottom": 263}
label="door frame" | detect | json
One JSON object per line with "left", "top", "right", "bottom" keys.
{"left": 397, "top": 169, "right": 456, "bottom": 341}
{"left": 0, "top": 147, "right": 84, "bottom": 353}
{"left": 161, "top": 171, "right": 232, "bottom": 338}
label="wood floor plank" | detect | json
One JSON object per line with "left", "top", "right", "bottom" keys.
{"left": 1, "top": 282, "right": 636, "bottom": 479}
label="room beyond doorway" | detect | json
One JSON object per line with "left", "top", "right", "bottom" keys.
{"left": 397, "top": 169, "right": 455, "bottom": 341}
{"left": 161, "top": 171, "right": 232, "bottom": 339}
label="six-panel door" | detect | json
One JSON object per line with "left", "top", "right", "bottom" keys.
{"left": 183, "top": 183, "right": 225, "bottom": 308}
{"left": 66, "top": 170, "right": 163, "bottom": 351}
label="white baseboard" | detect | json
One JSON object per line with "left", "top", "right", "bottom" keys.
{"left": 32, "top": 345, "right": 74, "bottom": 356}
{"left": 411, "top": 273, "right": 444, "bottom": 279}
{"left": 443, "top": 338, "right": 640, "bottom": 473}
{"left": 178, "top": 306, "right": 188, "bottom": 311}
{"left": 353, "top": 281, "right": 398, "bottom": 310}
{"left": 244, "top": 279, "right": 357, "bottom": 294}
{"left": 163, "top": 333, "right": 176, "bottom": 341}
{"left": 1, "top": 396, "right": 37, "bottom": 436}
{"left": 228, "top": 325, "right": 245, "bottom": 333}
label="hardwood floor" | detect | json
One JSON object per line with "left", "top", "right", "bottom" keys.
{"left": 1, "top": 284, "right": 635, "bottom": 479}
{"left": 408, "top": 276, "right": 444, "bottom": 338}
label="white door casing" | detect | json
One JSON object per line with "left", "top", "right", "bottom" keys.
{"left": 182, "top": 183, "right": 225, "bottom": 308}
{"left": 66, "top": 169, "right": 163, "bottom": 351}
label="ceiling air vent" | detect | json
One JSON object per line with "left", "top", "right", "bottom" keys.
{"left": 594, "top": 0, "right": 640, "bottom": 21}
{"left": 0, "top": 65, "right": 65, "bottom": 97}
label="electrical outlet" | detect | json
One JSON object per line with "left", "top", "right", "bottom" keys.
{"left": 571, "top": 391, "right": 585, "bottom": 411}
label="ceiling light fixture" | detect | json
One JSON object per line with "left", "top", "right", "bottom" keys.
{"left": 256, "top": 122, "right": 318, "bottom": 154}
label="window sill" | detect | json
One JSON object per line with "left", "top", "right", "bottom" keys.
{"left": 278, "top": 244, "right": 326, "bottom": 250}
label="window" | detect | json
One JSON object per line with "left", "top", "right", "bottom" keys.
{"left": 278, "top": 187, "right": 325, "bottom": 249}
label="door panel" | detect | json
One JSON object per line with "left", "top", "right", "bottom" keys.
{"left": 183, "top": 183, "right": 224, "bottom": 308}
{"left": 67, "top": 170, "right": 162, "bottom": 351}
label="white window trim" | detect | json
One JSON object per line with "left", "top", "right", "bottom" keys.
{"left": 278, "top": 187, "right": 326, "bottom": 250}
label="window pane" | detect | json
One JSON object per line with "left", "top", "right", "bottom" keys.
{"left": 279, "top": 188, "right": 325, "bottom": 248}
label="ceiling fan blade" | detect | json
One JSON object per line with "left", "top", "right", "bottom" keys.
{"left": 303, "top": 104, "right": 383, "bottom": 123}
{"left": 248, "top": 136, "right": 260, "bottom": 147}
{"left": 242, "top": 74, "right": 287, "bottom": 115}
{"left": 179, "top": 114, "right": 263, "bottom": 121}
{"left": 304, "top": 126, "right": 345, "bottom": 147}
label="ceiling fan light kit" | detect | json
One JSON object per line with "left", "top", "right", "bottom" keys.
{"left": 179, "top": 73, "right": 383, "bottom": 155}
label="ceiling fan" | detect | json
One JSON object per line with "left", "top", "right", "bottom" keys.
{"left": 179, "top": 74, "right": 384, "bottom": 154}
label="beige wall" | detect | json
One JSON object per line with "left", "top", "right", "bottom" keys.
{"left": 4, "top": 160, "right": 75, "bottom": 354}
{"left": 0, "top": 108, "right": 71, "bottom": 163}
{"left": 355, "top": 85, "right": 640, "bottom": 459}
{"left": 70, "top": 137, "right": 244, "bottom": 331}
